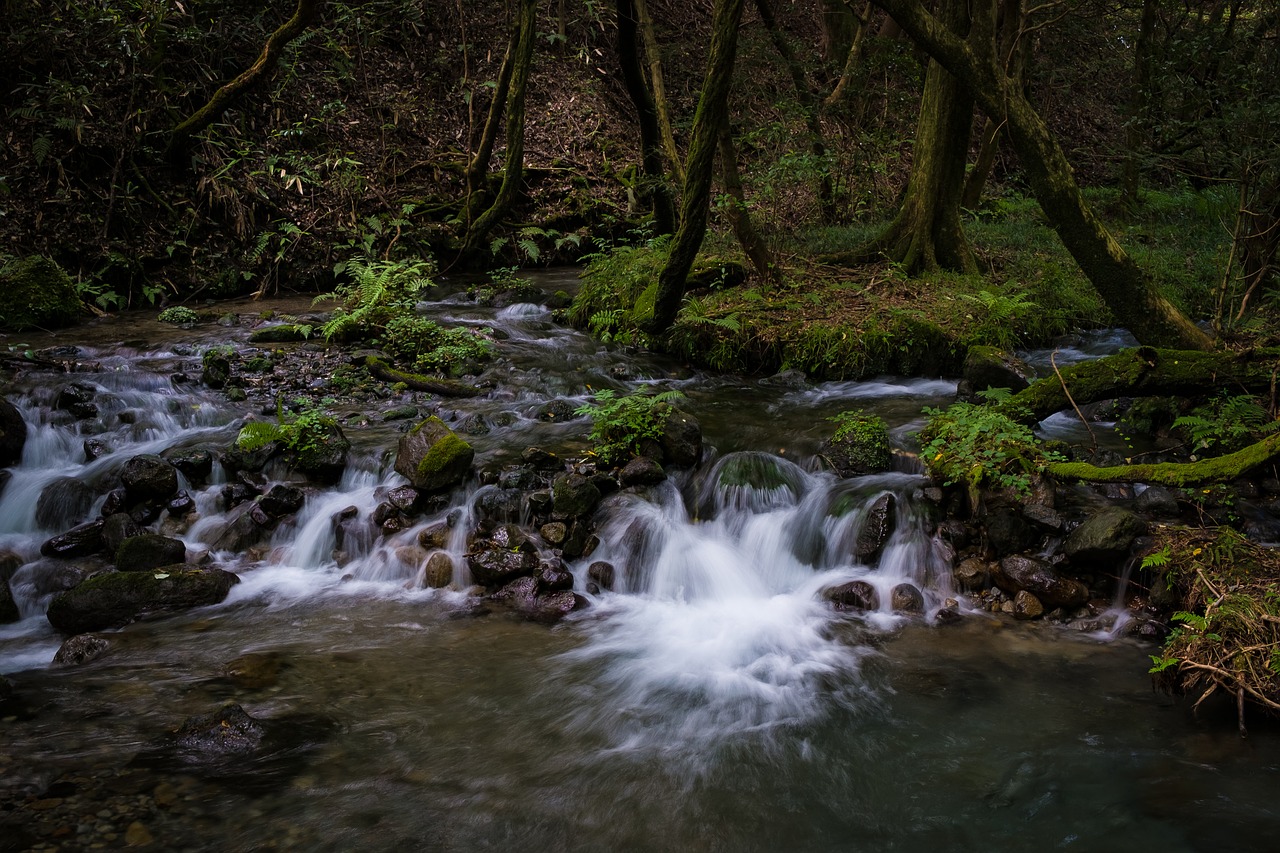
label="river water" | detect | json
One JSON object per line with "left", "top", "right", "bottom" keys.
{"left": 0, "top": 273, "right": 1276, "bottom": 851}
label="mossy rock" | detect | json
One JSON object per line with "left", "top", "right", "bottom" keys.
{"left": 822, "top": 412, "right": 892, "bottom": 477}
{"left": 248, "top": 324, "right": 312, "bottom": 344}
{"left": 394, "top": 416, "right": 475, "bottom": 493}
{"left": 46, "top": 565, "right": 240, "bottom": 634}
{"left": 0, "top": 256, "right": 80, "bottom": 331}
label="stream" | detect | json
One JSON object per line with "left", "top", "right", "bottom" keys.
{"left": 1, "top": 271, "right": 1277, "bottom": 852}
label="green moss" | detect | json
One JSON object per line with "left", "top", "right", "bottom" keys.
{"left": 1049, "top": 432, "right": 1280, "bottom": 487}
{"left": 0, "top": 256, "right": 80, "bottom": 331}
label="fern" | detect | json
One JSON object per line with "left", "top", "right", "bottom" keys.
{"left": 1173, "top": 392, "right": 1280, "bottom": 454}
{"left": 235, "top": 420, "right": 287, "bottom": 452}
{"left": 315, "top": 255, "right": 435, "bottom": 340}
{"left": 574, "top": 388, "right": 685, "bottom": 466}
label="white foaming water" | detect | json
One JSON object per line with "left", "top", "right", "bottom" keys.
{"left": 779, "top": 377, "right": 959, "bottom": 406}
{"left": 561, "top": 453, "right": 943, "bottom": 758}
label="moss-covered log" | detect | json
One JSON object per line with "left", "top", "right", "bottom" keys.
{"left": 363, "top": 356, "right": 482, "bottom": 398}
{"left": 1049, "top": 432, "right": 1280, "bottom": 487}
{"left": 998, "top": 346, "right": 1280, "bottom": 424}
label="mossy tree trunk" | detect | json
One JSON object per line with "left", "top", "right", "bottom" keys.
{"left": 164, "top": 0, "right": 320, "bottom": 167}
{"left": 1121, "top": 0, "right": 1157, "bottom": 209}
{"left": 852, "top": 0, "right": 976, "bottom": 275}
{"left": 823, "top": 2, "right": 872, "bottom": 110}
{"left": 960, "top": 0, "right": 1026, "bottom": 210}
{"left": 463, "top": 0, "right": 538, "bottom": 257}
{"left": 645, "top": 0, "right": 745, "bottom": 335}
{"left": 635, "top": 0, "right": 684, "bottom": 186}
{"left": 463, "top": 11, "right": 520, "bottom": 227}
{"left": 870, "top": 0, "right": 1215, "bottom": 351}
{"left": 616, "top": 0, "right": 676, "bottom": 235}
{"left": 718, "top": 124, "right": 776, "bottom": 283}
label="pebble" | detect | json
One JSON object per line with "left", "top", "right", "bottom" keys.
{"left": 125, "top": 821, "right": 154, "bottom": 846}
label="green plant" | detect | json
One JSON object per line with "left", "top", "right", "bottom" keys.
{"left": 158, "top": 306, "right": 199, "bottom": 325}
{"left": 236, "top": 400, "right": 339, "bottom": 464}
{"left": 574, "top": 388, "right": 685, "bottom": 467}
{"left": 917, "top": 402, "right": 1064, "bottom": 511}
{"left": 1173, "top": 392, "right": 1280, "bottom": 456}
{"left": 315, "top": 255, "right": 435, "bottom": 340}
{"left": 383, "top": 315, "right": 494, "bottom": 375}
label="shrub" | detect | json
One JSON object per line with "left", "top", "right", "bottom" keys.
{"left": 158, "top": 306, "right": 199, "bottom": 325}
{"left": 574, "top": 388, "right": 684, "bottom": 466}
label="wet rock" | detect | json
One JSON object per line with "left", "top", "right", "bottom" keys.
{"left": 986, "top": 509, "right": 1035, "bottom": 558}
{"left": 248, "top": 324, "right": 310, "bottom": 343}
{"left": 497, "top": 464, "right": 538, "bottom": 491}
{"left": 954, "top": 557, "right": 992, "bottom": 592}
{"left": 490, "top": 575, "right": 538, "bottom": 607}
{"left": 561, "top": 522, "right": 597, "bottom": 560}
{"left": 83, "top": 436, "right": 111, "bottom": 461}
{"left": 417, "top": 521, "right": 450, "bottom": 550}
{"left": 824, "top": 580, "right": 880, "bottom": 612}
{"left": 206, "top": 505, "right": 272, "bottom": 552}
{"left": 372, "top": 501, "right": 405, "bottom": 533}
{"left": 659, "top": 407, "right": 703, "bottom": 468}
{"left": 620, "top": 456, "right": 666, "bottom": 487}
{"left": 1063, "top": 507, "right": 1146, "bottom": 565}
{"left": 994, "top": 555, "right": 1089, "bottom": 609}
{"left": 1021, "top": 503, "right": 1065, "bottom": 531}
{"left": 221, "top": 481, "right": 260, "bottom": 510}
{"left": 552, "top": 472, "right": 601, "bottom": 519}
{"left": 259, "top": 484, "right": 305, "bottom": 517}
{"left": 467, "top": 538, "right": 540, "bottom": 588}
{"left": 40, "top": 519, "right": 105, "bottom": 558}
{"left": 934, "top": 599, "right": 963, "bottom": 624}
{"left": 46, "top": 565, "right": 240, "bottom": 634}
{"left": 115, "top": 534, "right": 187, "bottom": 572}
{"left": 224, "top": 652, "right": 283, "bottom": 689}
{"left": 0, "top": 572, "right": 19, "bottom": 622}
{"left": 587, "top": 560, "right": 616, "bottom": 591}
{"left": 0, "top": 396, "right": 27, "bottom": 467}
{"left": 54, "top": 382, "right": 99, "bottom": 419}
{"left": 423, "top": 552, "right": 454, "bottom": 589}
{"left": 167, "top": 490, "right": 196, "bottom": 516}
{"left": 221, "top": 441, "right": 280, "bottom": 474}
{"left": 455, "top": 412, "right": 491, "bottom": 435}
{"left": 386, "top": 485, "right": 421, "bottom": 512}
{"left": 121, "top": 454, "right": 179, "bottom": 503}
{"left": 1013, "top": 590, "right": 1045, "bottom": 620}
{"left": 161, "top": 447, "right": 214, "bottom": 484}
{"left": 535, "top": 398, "right": 577, "bottom": 422}
{"left": 291, "top": 421, "right": 351, "bottom": 485}
{"left": 0, "top": 548, "right": 21, "bottom": 581}
{"left": 957, "top": 345, "right": 1034, "bottom": 401}
{"left": 538, "top": 562, "right": 574, "bottom": 592}
{"left": 1135, "top": 485, "right": 1181, "bottom": 518}
{"left": 891, "top": 583, "right": 924, "bottom": 614}
{"left": 394, "top": 416, "right": 474, "bottom": 492}
{"left": 821, "top": 413, "right": 892, "bottom": 477}
{"left": 53, "top": 633, "right": 111, "bottom": 666}
{"left": 475, "top": 487, "right": 522, "bottom": 524}
{"left": 522, "top": 446, "right": 561, "bottom": 469}
{"left": 489, "top": 576, "right": 585, "bottom": 623}
{"left": 35, "top": 476, "right": 95, "bottom": 530}
{"left": 0, "top": 469, "right": 9, "bottom": 499}
{"left": 527, "top": 489, "right": 553, "bottom": 517}
{"left": 855, "top": 493, "right": 896, "bottom": 564}
{"left": 100, "top": 486, "right": 127, "bottom": 517}
{"left": 540, "top": 522, "right": 567, "bottom": 546}
{"left": 201, "top": 351, "right": 232, "bottom": 388}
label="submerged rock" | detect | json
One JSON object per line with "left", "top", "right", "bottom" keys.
{"left": 824, "top": 580, "right": 880, "bottom": 612}
{"left": 855, "top": 493, "right": 896, "bottom": 564}
{"left": 46, "top": 564, "right": 239, "bottom": 634}
{"left": 53, "top": 633, "right": 112, "bottom": 665}
{"left": 35, "top": 476, "right": 95, "bottom": 530}
{"left": 394, "top": 416, "right": 474, "bottom": 492}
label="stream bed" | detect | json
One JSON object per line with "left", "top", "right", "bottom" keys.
{"left": 1, "top": 272, "right": 1277, "bottom": 852}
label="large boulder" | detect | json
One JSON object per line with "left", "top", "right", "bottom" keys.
{"left": 993, "top": 555, "right": 1088, "bottom": 609}
{"left": 121, "top": 454, "right": 180, "bottom": 503}
{"left": 824, "top": 580, "right": 880, "bottom": 612}
{"left": 115, "top": 534, "right": 187, "bottom": 572}
{"left": 659, "top": 406, "right": 703, "bottom": 468}
{"left": 46, "top": 565, "right": 239, "bottom": 634}
{"left": 40, "top": 519, "right": 106, "bottom": 558}
{"left": 161, "top": 447, "right": 214, "bottom": 484}
{"left": 35, "top": 476, "right": 96, "bottom": 530}
{"left": 0, "top": 256, "right": 80, "bottom": 331}
{"left": 1064, "top": 507, "right": 1147, "bottom": 565}
{"left": 821, "top": 412, "right": 892, "bottom": 477}
{"left": 467, "top": 533, "right": 540, "bottom": 588}
{"left": 552, "top": 472, "right": 601, "bottom": 519}
{"left": 290, "top": 421, "right": 350, "bottom": 485}
{"left": 394, "top": 416, "right": 474, "bottom": 492}
{"left": 0, "top": 396, "right": 26, "bottom": 467}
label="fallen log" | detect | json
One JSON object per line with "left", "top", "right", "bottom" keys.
{"left": 1048, "top": 431, "right": 1280, "bottom": 487}
{"left": 360, "top": 356, "right": 482, "bottom": 398}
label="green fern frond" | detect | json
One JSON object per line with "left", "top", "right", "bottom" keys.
{"left": 236, "top": 420, "right": 287, "bottom": 452}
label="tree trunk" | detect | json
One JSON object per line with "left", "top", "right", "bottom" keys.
{"left": 961, "top": 117, "right": 1001, "bottom": 210}
{"left": 463, "top": 0, "right": 538, "bottom": 256}
{"left": 464, "top": 12, "right": 520, "bottom": 226}
{"left": 754, "top": 0, "right": 836, "bottom": 222}
{"left": 852, "top": 0, "right": 976, "bottom": 274}
{"left": 635, "top": 0, "right": 684, "bottom": 186}
{"left": 819, "top": 0, "right": 858, "bottom": 61}
{"left": 718, "top": 124, "right": 776, "bottom": 282}
{"left": 164, "top": 0, "right": 321, "bottom": 166}
{"left": 645, "top": 0, "right": 746, "bottom": 334}
{"left": 616, "top": 0, "right": 676, "bottom": 235}
{"left": 823, "top": 2, "right": 872, "bottom": 109}
{"left": 869, "top": 0, "right": 1215, "bottom": 351}
{"left": 1122, "top": 0, "right": 1157, "bottom": 208}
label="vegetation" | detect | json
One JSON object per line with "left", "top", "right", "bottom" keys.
{"left": 574, "top": 388, "right": 685, "bottom": 467}
{"left": 157, "top": 306, "right": 199, "bottom": 326}
{"left": 235, "top": 399, "right": 345, "bottom": 470}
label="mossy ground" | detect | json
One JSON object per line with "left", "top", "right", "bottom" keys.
{"left": 572, "top": 187, "right": 1234, "bottom": 379}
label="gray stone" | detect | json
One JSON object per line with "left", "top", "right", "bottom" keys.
{"left": 394, "top": 416, "right": 474, "bottom": 492}
{"left": 855, "top": 494, "right": 896, "bottom": 564}
{"left": 1135, "top": 485, "right": 1181, "bottom": 518}
{"left": 994, "top": 555, "right": 1089, "bottom": 609}
{"left": 1064, "top": 507, "right": 1147, "bottom": 565}
{"left": 46, "top": 565, "right": 240, "bottom": 634}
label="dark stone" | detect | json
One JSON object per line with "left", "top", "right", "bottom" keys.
{"left": 540, "top": 522, "right": 568, "bottom": 546}
{"left": 172, "top": 703, "right": 267, "bottom": 759}
{"left": 490, "top": 576, "right": 538, "bottom": 607}
{"left": 221, "top": 441, "right": 279, "bottom": 474}
{"left": 0, "top": 572, "right": 19, "bottom": 622}
{"left": 986, "top": 509, "right": 1035, "bottom": 557}
{"left": 40, "top": 519, "right": 106, "bottom": 558}
{"left": 590, "top": 471, "right": 619, "bottom": 498}
{"left": 522, "top": 447, "right": 562, "bottom": 469}
{"left": 0, "top": 549, "right": 20, "bottom": 582}
{"left": 890, "top": 583, "right": 924, "bottom": 613}
{"left": 248, "top": 324, "right": 310, "bottom": 343}
{"left": 121, "top": 454, "right": 179, "bottom": 503}
{"left": 659, "top": 408, "right": 703, "bottom": 468}
{"left": 27, "top": 558, "right": 100, "bottom": 595}
{"left": 83, "top": 437, "right": 111, "bottom": 462}
{"left": 490, "top": 523, "right": 532, "bottom": 552}
{"left": 0, "top": 469, "right": 9, "bottom": 500}
{"left": 994, "top": 555, "right": 1089, "bottom": 609}
{"left": 825, "top": 580, "right": 880, "bottom": 612}
{"left": 620, "top": 456, "right": 667, "bottom": 487}
{"left": 206, "top": 505, "right": 271, "bottom": 552}
{"left": 456, "top": 412, "right": 491, "bottom": 435}
{"left": 1021, "top": 503, "right": 1065, "bottom": 531}
{"left": 953, "top": 557, "right": 991, "bottom": 592}
{"left": 538, "top": 563, "right": 574, "bottom": 593}
{"left": 36, "top": 476, "right": 96, "bottom": 530}
{"left": 54, "top": 382, "right": 99, "bottom": 419}
{"left": 46, "top": 565, "right": 239, "bottom": 634}
{"left": 587, "top": 560, "right": 616, "bottom": 591}
{"left": 116, "top": 534, "right": 187, "bottom": 572}
{"left": 475, "top": 487, "right": 523, "bottom": 524}
{"left": 468, "top": 542, "right": 540, "bottom": 587}
{"left": 1013, "top": 590, "right": 1044, "bottom": 620}
{"left": 527, "top": 489, "right": 553, "bottom": 516}
{"left": 394, "top": 416, "right": 474, "bottom": 492}
{"left": 417, "top": 522, "right": 450, "bottom": 550}
{"left": 371, "top": 501, "right": 402, "bottom": 532}
{"left": 53, "top": 633, "right": 111, "bottom": 665}
{"left": 561, "top": 522, "right": 596, "bottom": 560}
{"left": 167, "top": 490, "right": 195, "bottom": 515}
{"left": 423, "top": 552, "right": 454, "bottom": 589}
{"left": 1135, "top": 485, "right": 1181, "bottom": 518}
{"left": 222, "top": 482, "right": 260, "bottom": 510}
{"left": 248, "top": 503, "right": 272, "bottom": 527}
{"left": 497, "top": 464, "right": 537, "bottom": 491}
{"left": 527, "top": 590, "right": 587, "bottom": 623}
{"left": 0, "top": 396, "right": 27, "bottom": 467}
{"left": 130, "top": 502, "right": 162, "bottom": 525}
{"left": 387, "top": 485, "right": 421, "bottom": 512}
{"left": 1063, "top": 507, "right": 1147, "bottom": 565}
{"left": 161, "top": 447, "right": 214, "bottom": 484}
{"left": 552, "top": 472, "right": 601, "bottom": 519}
{"left": 535, "top": 398, "right": 577, "bottom": 422}
{"left": 201, "top": 352, "right": 232, "bottom": 388}
{"left": 855, "top": 493, "right": 896, "bottom": 564}
{"left": 101, "top": 513, "right": 142, "bottom": 556}
{"left": 958, "top": 346, "right": 1034, "bottom": 400}
{"left": 821, "top": 415, "right": 892, "bottom": 477}
{"left": 100, "top": 487, "right": 127, "bottom": 517}
{"left": 291, "top": 421, "right": 350, "bottom": 485}
{"left": 259, "top": 484, "right": 305, "bottom": 517}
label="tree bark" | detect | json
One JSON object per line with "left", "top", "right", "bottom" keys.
{"left": 463, "top": 0, "right": 538, "bottom": 256}
{"left": 718, "top": 124, "right": 776, "bottom": 282}
{"left": 617, "top": 0, "right": 676, "bottom": 235}
{"left": 165, "top": 0, "right": 321, "bottom": 166}
{"left": 1122, "top": 0, "right": 1157, "bottom": 208}
{"left": 635, "top": 0, "right": 684, "bottom": 186}
{"left": 869, "top": 0, "right": 1215, "bottom": 351}
{"left": 464, "top": 12, "right": 520, "bottom": 225}
{"left": 645, "top": 0, "right": 745, "bottom": 334}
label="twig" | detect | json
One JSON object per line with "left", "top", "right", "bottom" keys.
{"left": 1051, "top": 349, "right": 1095, "bottom": 451}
